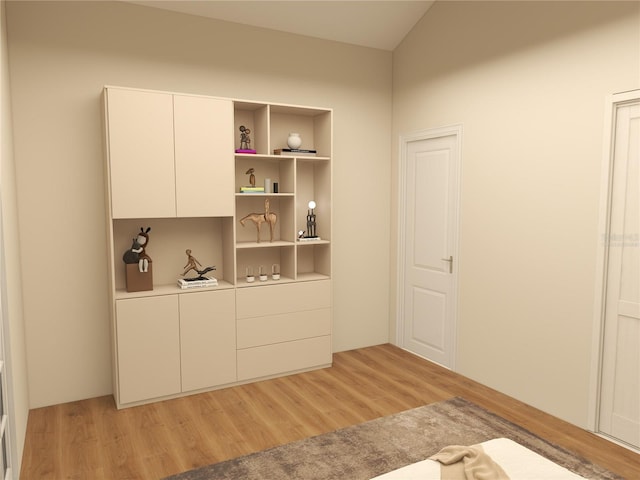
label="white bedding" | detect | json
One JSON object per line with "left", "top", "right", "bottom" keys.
{"left": 372, "top": 438, "right": 586, "bottom": 479}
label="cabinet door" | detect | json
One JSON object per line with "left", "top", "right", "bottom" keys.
{"left": 116, "top": 296, "right": 181, "bottom": 404}
{"left": 106, "top": 88, "right": 177, "bottom": 218}
{"left": 174, "top": 95, "right": 234, "bottom": 217}
{"left": 179, "top": 289, "right": 237, "bottom": 392}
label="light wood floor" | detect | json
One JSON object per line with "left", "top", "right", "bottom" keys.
{"left": 20, "top": 344, "right": 639, "bottom": 479}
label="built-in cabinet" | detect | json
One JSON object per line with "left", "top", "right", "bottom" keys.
{"left": 103, "top": 86, "right": 332, "bottom": 408}
{"left": 106, "top": 88, "right": 234, "bottom": 219}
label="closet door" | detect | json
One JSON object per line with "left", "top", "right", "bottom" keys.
{"left": 180, "top": 289, "right": 237, "bottom": 392}
{"left": 174, "top": 95, "right": 234, "bottom": 217}
{"left": 116, "top": 296, "right": 181, "bottom": 405}
{"left": 598, "top": 98, "right": 639, "bottom": 449}
{"left": 106, "top": 88, "right": 176, "bottom": 218}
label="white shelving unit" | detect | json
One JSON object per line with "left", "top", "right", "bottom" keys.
{"left": 103, "top": 86, "right": 332, "bottom": 408}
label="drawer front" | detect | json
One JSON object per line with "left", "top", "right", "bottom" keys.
{"left": 237, "top": 308, "right": 331, "bottom": 349}
{"left": 236, "top": 280, "right": 331, "bottom": 319}
{"left": 237, "top": 336, "right": 332, "bottom": 381}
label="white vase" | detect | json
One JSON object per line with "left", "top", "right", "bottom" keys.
{"left": 287, "top": 133, "right": 302, "bottom": 149}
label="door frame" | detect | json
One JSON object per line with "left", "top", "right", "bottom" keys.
{"left": 0, "top": 200, "right": 16, "bottom": 478}
{"left": 396, "top": 124, "right": 462, "bottom": 369}
{"left": 588, "top": 89, "right": 640, "bottom": 444}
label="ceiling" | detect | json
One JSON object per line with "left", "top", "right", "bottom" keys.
{"left": 126, "top": 1, "right": 435, "bottom": 51}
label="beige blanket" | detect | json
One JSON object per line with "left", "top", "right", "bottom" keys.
{"left": 429, "top": 444, "right": 510, "bottom": 480}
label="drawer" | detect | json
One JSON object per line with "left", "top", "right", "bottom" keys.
{"left": 237, "top": 308, "right": 331, "bottom": 349}
{"left": 236, "top": 280, "right": 331, "bottom": 319}
{"left": 237, "top": 335, "right": 332, "bottom": 381}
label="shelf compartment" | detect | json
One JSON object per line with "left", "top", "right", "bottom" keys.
{"left": 235, "top": 155, "right": 294, "bottom": 194}
{"left": 236, "top": 195, "right": 294, "bottom": 243}
{"left": 236, "top": 244, "right": 295, "bottom": 286}
{"left": 233, "top": 102, "right": 268, "bottom": 155}
{"left": 113, "top": 217, "right": 234, "bottom": 293}
{"left": 269, "top": 105, "right": 332, "bottom": 157}
{"left": 296, "top": 160, "right": 331, "bottom": 241}
{"left": 296, "top": 242, "right": 331, "bottom": 278}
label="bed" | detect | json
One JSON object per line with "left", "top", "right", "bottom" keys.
{"left": 372, "top": 438, "right": 586, "bottom": 479}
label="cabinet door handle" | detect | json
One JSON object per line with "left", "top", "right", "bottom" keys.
{"left": 441, "top": 256, "right": 453, "bottom": 274}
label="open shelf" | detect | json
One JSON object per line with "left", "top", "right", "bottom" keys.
{"left": 235, "top": 155, "right": 294, "bottom": 194}
{"left": 112, "top": 217, "right": 235, "bottom": 294}
{"left": 114, "top": 280, "right": 235, "bottom": 300}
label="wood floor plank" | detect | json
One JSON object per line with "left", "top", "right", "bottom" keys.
{"left": 93, "top": 396, "right": 146, "bottom": 480}
{"left": 59, "top": 399, "right": 103, "bottom": 480}
{"left": 19, "top": 344, "right": 640, "bottom": 479}
{"left": 20, "top": 403, "right": 61, "bottom": 479}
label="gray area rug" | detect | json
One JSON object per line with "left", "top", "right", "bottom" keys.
{"left": 164, "top": 397, "right": 621, "bottom": 480}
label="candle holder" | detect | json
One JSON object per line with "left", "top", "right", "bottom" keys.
{"left": 259, "top": 265, "right": 268, "bottom": 281}
{"left": 272, "top": 263, "right": 281, "bottom": 280}
{"left": 246, "top": 266, "right": 255, "bottom": 283}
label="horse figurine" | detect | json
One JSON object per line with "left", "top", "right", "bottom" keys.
{"left": 240, "top": 199, "right": 277, "bottom": 243}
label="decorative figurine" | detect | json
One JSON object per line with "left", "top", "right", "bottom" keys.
{"left": 239, "top": 198, "right": 278, "bottom": 243}
{"left": 236, "top": 126, "right": 256, "bottom": 154}
{"left": 306, "top": 201, "right": 317, "bottom": 238}
{"left": 181, "top": 249, "right": 216, "bottom": 279}
{"left": 239, "top": 125, "right": 251, "bottom": 150}
{"left": 264, "top": 198, "right": 278, "bottom": 240}
{"left": 246, "top": 168, "right": 256, "bottom": 187}
{"left": 123, "top": 227, "right": 152, "bottom": 272}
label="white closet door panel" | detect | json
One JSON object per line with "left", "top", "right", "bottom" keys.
{"left": 116, "top": 296, "right": 181, "bottom": 404}
{"left": 180, "top": 290, "right": 237, "bottom": 392}
{"left": 107, "top": 88, "right": 176, "bottom": 218}
{"left": 174, "top": 95, "right": 234, "bottom": 217}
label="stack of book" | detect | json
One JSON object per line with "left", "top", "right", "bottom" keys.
{"left": 240, "top": 186, "right": 265, "bottom": 193}
{"left": 177, "top": 276, "right": 218, "bottom": 289}
{"left": 235, "top": 149, "right": 257, "bottom": 154}
{"left": 273, "top": 148, "right": 317, "bottom": 156}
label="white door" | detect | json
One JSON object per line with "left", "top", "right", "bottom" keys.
{"left": 598, "top": 98, "right": 640, "bottom": 449}
{"left": 399, "top": 127, "right": 460, "bottom": 368}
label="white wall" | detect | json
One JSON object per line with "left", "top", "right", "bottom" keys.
{"left": 10, "top": 0, "right": 636, "bottom": 432}
{"left": 391, "top": 1, "right": 639, "bottom": 427}
{"left": 1, "top": 0, "right": 30, "bottom": 472}
{"left": 5, "top": 0, "right": 392, "bottom": 408}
